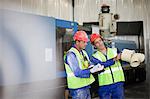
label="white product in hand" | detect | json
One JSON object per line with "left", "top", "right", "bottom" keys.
{"left": 135, "top": 53, "right": 145, "bottom": 62}
{"left": 121, "top": 49, "right": 135, "bottom": 62}
{"left": 130, "top": 53, "right": 145, "bottom": 67}
{"left": 90, "top": 64, "right": 104, "bottom": 73}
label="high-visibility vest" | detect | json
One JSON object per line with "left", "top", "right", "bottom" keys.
{"left": 65, "top": 47, "right": 95, "bottom": 89}
{"left": 92, "top": 48, "right": 125, "bottom": 86}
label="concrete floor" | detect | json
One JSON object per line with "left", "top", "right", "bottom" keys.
{"left": 92, "top": 82, "right": 149, "bottom": 99}
{"left": 125, "top": 82, "right": 149, "bottom": 99}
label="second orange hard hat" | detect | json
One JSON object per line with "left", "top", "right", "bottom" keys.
{"left": 90, "top": 33, "right": 102, "bottom": 44}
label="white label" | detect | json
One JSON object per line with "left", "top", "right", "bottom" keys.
{"left": 45, "top": 48, "right": 52, "bottom": 62}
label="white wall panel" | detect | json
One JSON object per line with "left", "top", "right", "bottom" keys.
{"left": 2, "top": 0, "right": 73, "bottom": 21}
{"left": 74, "top": 0, "right": 100, "bottom": 24}
{"left": 47, "top": 0, "right": 72, "bottom": 20}
{"left": 74, "top": 0, "right": 149, "bottom": 25}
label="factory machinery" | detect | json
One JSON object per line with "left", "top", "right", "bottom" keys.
{"left": 99, "top": 4, "right": 145, "bottom": 84}
{"left": 0, "top": 7, "right": 146, "bottom": 99}
{"left": 82, "top": 4, "right": 146, "bottom": 97}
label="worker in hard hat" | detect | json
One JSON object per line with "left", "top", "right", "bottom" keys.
{"left": 90, "top": 33, "right": 125, "bottom": 99}
{"left": 64, "top": 31, "right": 104, "bottom": 99}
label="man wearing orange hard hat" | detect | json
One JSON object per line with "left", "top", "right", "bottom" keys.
{"left": 64, "top": 31, "right": 104, "bottom": 99}
{"left": 90, "top": 33, "right": 125, "bottom": 99}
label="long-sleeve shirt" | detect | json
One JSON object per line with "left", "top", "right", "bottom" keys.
{"left": 91, "top": 48, "right": 124, "bottom": 89}
{"left": 91, "top": 48, "right": 120, "bottom": 68}
{"left": 91, "top": 57, "right": 115, "bottom": 68}
{"left": 65, "top": 49, "right": 91, "bottom": 78}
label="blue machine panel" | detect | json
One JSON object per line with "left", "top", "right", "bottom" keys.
{"left": 56, "top": 19, "right": 78, "bottom": 34}
{"left": 112, "top": 39, "right": 137, "bottom": 51}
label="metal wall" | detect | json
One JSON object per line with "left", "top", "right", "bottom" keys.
{"left": 2, "top": 0, "right": 73, "bottom": 21}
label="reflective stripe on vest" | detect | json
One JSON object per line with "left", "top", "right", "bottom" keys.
{"left": 100, "top": 65, "right": 123, "bottom": 75}
{"left": 65, "top": 47, "right": 95, "bottom": 89}
{"left": 92, "top": 48, "right": 125, "bottom": 86}
{"left": 67, "top": 72, "right": 75, "bottom": 77}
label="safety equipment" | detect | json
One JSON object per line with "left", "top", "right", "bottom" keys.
{"left": 90, "top": 33, "right": 102, "bottom": 44}
{"left": 92, "top": 48, "right": 125, "bottom": 86}
{"left": 121, "top": 49, "right": 135, "bottom": 62}
{"left": 65, "top": 47, "right": 95, "bottom": 89}
{"left": 73, "top": 31, "right": 88, "bottom": 42}
{"left": 130, "top": 53, "right": 145, "bottom": 67}
{"left": 90, "top": 64, "right": 104, "bottom": 73}
{"left": 112, "top": 48, "right": 118, "bottom": 57}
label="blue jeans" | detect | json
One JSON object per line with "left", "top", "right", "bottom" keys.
{"left": 98, "top": 82, "right": 124, "bottom": 99}
{"left": 70, "top": 87, "right": 91, "bottom": 99}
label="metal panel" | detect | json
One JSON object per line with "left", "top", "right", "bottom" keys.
{"left": 2, "top": 10, "right": 56, "bottom": 85}
{"left": 0, "top": 10, "right": 64, "bottom": 99}
{"left": 56, "top": 19, "right": 78, "bottom": 34}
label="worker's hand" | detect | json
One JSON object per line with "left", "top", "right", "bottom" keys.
{"left": 114, "top": 53, "right": 121, "bottom": 61}
{"left": 90, "top": 64, "right": 104, "bottom": 73}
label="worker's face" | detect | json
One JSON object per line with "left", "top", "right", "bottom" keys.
{"left": 77, "top": 40, "right": 87, "bottom": 49}
{"left": 93, "top": 38, "right": 105, "bottom": 50}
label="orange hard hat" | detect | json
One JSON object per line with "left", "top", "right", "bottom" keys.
{"left": 73, "top": 31, "right": 88, "bottom": 42}
{"left": 90, "top": 33, "right": 102, "bottom": 44}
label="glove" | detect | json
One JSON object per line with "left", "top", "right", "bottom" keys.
{"left": 88, "top": 65, "right": 94, "bottom": 69}
{"left": 90, "top": 64, "right": 104, "bottom": 73}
